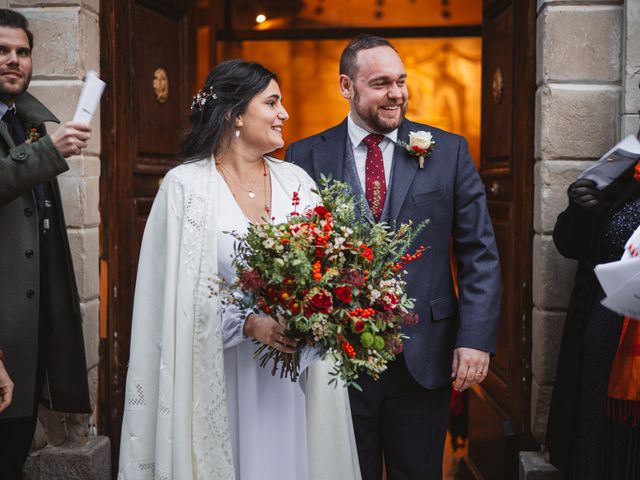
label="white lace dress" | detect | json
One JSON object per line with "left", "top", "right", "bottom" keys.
{"left": 216, "top": 166, "right": 308, "bottom": 480}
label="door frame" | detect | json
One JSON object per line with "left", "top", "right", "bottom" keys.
{"left": 98, "top": 0, "right": 536, "bottom": 475}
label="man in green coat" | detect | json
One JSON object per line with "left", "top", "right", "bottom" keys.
{"left": 0, "top": 9, "right": 93, "bottom": 479}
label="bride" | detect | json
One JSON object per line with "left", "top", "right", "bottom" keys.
{"left": 117, "top": 60, "right": 361, "bottom": 480}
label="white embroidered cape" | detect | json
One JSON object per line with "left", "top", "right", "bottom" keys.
{"left": 118, "top": 157, "right": 361, "bottom": 480}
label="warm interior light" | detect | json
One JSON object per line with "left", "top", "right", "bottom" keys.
{"left": 256, "top": 14, "right": 267, "bottom": 23}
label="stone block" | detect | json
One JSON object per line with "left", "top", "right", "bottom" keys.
{"left": 58, "top": 174, "right": 99, "bottom": 228}
{"left": 65, "top": 154, "right": 100, "bottom": 178}
{"left": 11, "top": 1, "right": 99, "bottom": 13}
{"left": 519, "top": 451, "right": 562, "bottom": 480}
{"left": 624, "top": 0, "right": 640, "bottom": 113}
{"left": 32, "top": 417, "right": 47, "bottom": 451}
{"left": 27, "top": 80, "right": 101, "bottom": 154}
{"left": 23, "top": 435, "right": 111, "bottom": 480}
{"left": 532, "top": 308, "right": 565, "bottom": 384}
{"left": 87, "top": 365, "right": 98, "bottom": 411}
{"left": 533, "top": 160, "right": 593, "bottom": 234}
{"left": 81, "top": 298, "right": 99, "bottom": 369}
{"left": 79, "top": 9, "right": 99, "bottom": 73}
{"left": 537, "top": 5, "right": 622, "bottom": 84}
{"left": 38, "top": 406, "right": 67, "bottom": 446}
{"left": 57, "top": 174, "right": 83, "bottom": 227}
{"left": 532, "top": 234, "right": 577, "bottom": 309}
{"left": 66, "top": 227, "right": 99, "bottom": 300}
{"left": 531, "top": 377, "right": 554, "bottom": 443}
{"left": 622, "top": 113, "right": 640, "bottom": 138}
{"left": 84, "top": 175, "right": 100, "bottom": 226}
{"left": 535, "top": 84, "right": 620, "bottom": 161}
{"left": 22, "top": 7, "right": 82, "bottom": 78}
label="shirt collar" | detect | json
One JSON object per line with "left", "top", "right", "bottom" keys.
{"left": 0, "top": 101, "right": 16, "bottom": 119}
{"left": 347, "top": 112, "right": 398, "bottom": 147}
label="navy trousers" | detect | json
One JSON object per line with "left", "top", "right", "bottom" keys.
{"left": 349, "top": 354, "right": 451, "bottom": 480}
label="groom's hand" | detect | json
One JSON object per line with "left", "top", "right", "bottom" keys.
{"left": 451, "top": 347, "right": 490, "bottom": 392}
{"left": 244, "top": 313, "right": 299, "bottom": 353}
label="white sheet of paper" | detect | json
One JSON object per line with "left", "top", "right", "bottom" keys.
{"left": 595, "top": 256, "right": 640, "bottom": 318}
{"left": 595, "top": 256, "right": 640, "bottom": 294}
{"left": 578, "top": 135, "right": 640, "bottom": 188}
{"left": 73, "top": 71, "right": 106, "bottom": 123}
{"left": 601, "top": 270, "right": 640, "bottom": 319}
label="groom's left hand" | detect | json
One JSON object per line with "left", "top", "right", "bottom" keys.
{"left": 451, "top": 347, "right": 490, "bottom": 392}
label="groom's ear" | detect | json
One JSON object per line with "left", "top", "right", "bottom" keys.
{"left": 339, "top": 74, "right": 353, "bottom": 100}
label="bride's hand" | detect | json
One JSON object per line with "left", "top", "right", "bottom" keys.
{"left": 244, "top": 313, "right": 299, "bottom": 353}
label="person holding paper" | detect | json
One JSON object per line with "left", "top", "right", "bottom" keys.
{"left": 0, "top": 9, "right": 93, "bottom": 479}
{"left": 546, "top": 160, "right": 640, "bottom": 479}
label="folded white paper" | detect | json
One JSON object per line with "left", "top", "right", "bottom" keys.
{"left": 600, "top": 270, "right": 640, "bottom": 320}
{"left": 73, "top": 71, "right": 106, "bottom": 123}
{"left": 595, "top": 225, "right": 640, "bottom": 319}
{"left": 579, "top": 135, "right": 640, "bottom": 189}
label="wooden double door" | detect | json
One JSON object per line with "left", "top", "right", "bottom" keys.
{"left": 99, "top": 0, "right": 536, "bottom": 477}
{"left": 459, "top": 0, "right": 538, "bottom": 478}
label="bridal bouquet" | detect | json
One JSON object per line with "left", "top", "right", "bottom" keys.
{"left": 224, "top": 177, "right": 425, "bottom": 388}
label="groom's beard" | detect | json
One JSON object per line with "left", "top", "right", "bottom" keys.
{"left": 352, "top": 87, "right": 407, "bottom": 134}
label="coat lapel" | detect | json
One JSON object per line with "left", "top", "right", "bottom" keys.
{"left": 311, "top": 118, "right": 348, "bottom": 183}
{"left": 389, "top": 119, "right": 419, "bottom": 222}
{"left": 0, "top": 120, "right": 15, "bottom": 148}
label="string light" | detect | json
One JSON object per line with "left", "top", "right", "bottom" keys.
{"left": 256, "top": 13, "right": 267, "bottom": 23}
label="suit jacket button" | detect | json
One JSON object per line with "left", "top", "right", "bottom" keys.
{"left": 25, "top": 249, "right": 34, "bottom": 258}
{"left": 24, "top": 207, "right": 33, "bottom": 217}
{"left": 16, "top": 152, "right": 25, "bottom": 159}
{"left": 26, "top": 289, "right": 36, "bottom": 299}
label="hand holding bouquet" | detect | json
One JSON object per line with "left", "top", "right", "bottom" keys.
{"left": 225, "top": 177, "right": 426, "bottom": 388}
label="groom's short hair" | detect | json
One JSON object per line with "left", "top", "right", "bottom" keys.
{"left": 340, "top": 34, "right": 397, "bottom": 79}
{"left": 0, "top": 9, "right": 33, "bottom": 49}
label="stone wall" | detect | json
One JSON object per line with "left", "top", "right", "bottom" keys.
{"left": 532, "top": 0, "right": 624, "bottom": 444}
{"left": 0, "top": 0, "right": 101, "bottom": 450}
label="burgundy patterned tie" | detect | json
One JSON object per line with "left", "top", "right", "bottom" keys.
{"left": 363, "top": 133, "right": 387, "bottom": 221}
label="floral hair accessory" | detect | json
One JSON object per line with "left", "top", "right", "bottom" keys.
{"left": 397, "top": 130, "right": 436, "bottom": 169}
{"left": 190, "top": 85, "right": 217, "bottom": 112}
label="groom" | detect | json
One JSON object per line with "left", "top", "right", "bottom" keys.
{"left": 285, "top": 35, "right": 501, "bottom": 479}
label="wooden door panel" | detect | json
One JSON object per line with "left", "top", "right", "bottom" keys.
{"left": 481, "top": 5, "right": 513, "bottom": 173}
{"left": 463, "top": 0, "right": 536, "bottom": 477}
{"left": 465, "top": 387, "right": 515, "bottom": 480}
{"left": 134, "top": 4, "right": 187, "bottom": 160}
{"left": 486, "top": 202, "right": 513, "bottom": 388}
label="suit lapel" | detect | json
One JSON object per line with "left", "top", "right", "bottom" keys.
{"left": 311, "top": 118, "right": 348, "bottom": 183}
{"left": 0, "top": 120, "right": 15, "bottom": 149}
{"left": 389, "top": 119, "right": 419, "bottom": 222}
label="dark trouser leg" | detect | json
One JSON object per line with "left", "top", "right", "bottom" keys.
{"left": 349, "top": 355, "right": 452, "bottom": 480}
{"left": 0, "top": 290, "right": 50, "bottom": 480}
{"left": 382, "top": 384, "right": 451, "bottom": 480}
{"left": 349, "top": 372, "right": 385, "bottom": 480}
{"left": 0, "top": 415, "right": 38, "bottom": 479}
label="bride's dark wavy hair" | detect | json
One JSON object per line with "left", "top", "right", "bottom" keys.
{"left": 180, "top": 60, "right": 277, "bottom": 161}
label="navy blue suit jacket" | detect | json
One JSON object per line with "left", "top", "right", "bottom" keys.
{"left": 285, "top": 118, "right": 501, "bottom": 389}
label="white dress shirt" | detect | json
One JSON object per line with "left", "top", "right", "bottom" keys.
{"left": 347, "top": 113, "right": 398, "bottom": 192}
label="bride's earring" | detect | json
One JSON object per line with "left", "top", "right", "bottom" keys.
{"left": 235, "top": 129, "right": 240, "bottom": 138}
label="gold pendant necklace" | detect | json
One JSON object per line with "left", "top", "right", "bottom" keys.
{"left": 216, "top": 160, "right": 262, "bottom": 199}
{"left": 216, "top": 158, "right": 271, "bottom": 218}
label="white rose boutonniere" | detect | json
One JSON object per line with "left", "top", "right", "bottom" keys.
{"left": 397, "top": 130, "right": 436, "bottom": 169}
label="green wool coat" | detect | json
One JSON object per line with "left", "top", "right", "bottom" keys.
{"left": 0, "top": 92, "right": 91, "bottom": 419}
